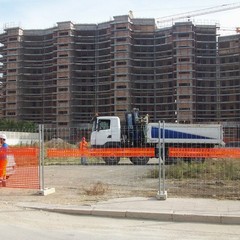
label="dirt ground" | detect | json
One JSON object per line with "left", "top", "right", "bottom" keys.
{"left": 0, "top": 165, "right": 156, "bottom": 205}
{"left": 1, "top": 164, "right": 239, "bottom": 206}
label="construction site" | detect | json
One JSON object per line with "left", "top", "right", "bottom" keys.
{"left": 0, "top": 3, "right": 239, "bottom": 131}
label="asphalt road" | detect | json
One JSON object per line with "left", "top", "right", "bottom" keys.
{"left": 1, "top": 203, "right": 240, "bottom": 240}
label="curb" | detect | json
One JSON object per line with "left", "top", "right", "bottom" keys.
{"left": 22, "top": 205, "right": 240, "bottom": 225}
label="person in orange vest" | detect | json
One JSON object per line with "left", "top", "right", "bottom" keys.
{"left": 79, "top": 137, "right": 88, "bottom": 165}
{"left": 0, "top": 133, "right": 8, "bottom": 187}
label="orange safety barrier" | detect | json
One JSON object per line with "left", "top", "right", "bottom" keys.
{"left": 168, "top": 147, "right": 240, "bottom": 158}
{"left": 8, "top": 147, "right": 39, "bottom": 167}
{"left": 47, "top": 147, "right": 155, "bottom": 158}
{"left": 1, "top": 147, "right": 40, "bottom": 189}
{"left": 9, "top": 147, "right": 39, "bottom": 157}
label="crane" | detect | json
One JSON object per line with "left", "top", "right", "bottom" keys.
{"left": 218, "top": 27, "right": 240, "bottom": 33}
{"left": 156, "top": 2, "right": 240, "bottom": 29}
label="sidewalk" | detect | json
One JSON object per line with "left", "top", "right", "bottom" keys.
{"left": 19, "top": 197, "right": 240, "bottom": 225}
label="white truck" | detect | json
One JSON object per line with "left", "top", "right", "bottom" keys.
{"left": 90, "top": 109, "right": 224, "bottom": 165}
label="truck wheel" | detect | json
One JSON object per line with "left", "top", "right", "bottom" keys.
{"left": 130, "top": 157, "right": 149, "bottom": 165}
{"left": 103, "top": 157, "right": 120, "bottom": 165}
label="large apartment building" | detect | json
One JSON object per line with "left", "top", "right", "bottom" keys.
{"left": 218, "top": 34, "right": 240, "bottom": 122}
{"left": 0, "top": 14, "right": 239, "bottom": 128}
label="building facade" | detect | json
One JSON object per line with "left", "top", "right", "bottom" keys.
{"left": 218, "top": 34, "right": 240, "bottom": 122}
{"left": 0, "top": 14, "right": 239, "bottom": 128}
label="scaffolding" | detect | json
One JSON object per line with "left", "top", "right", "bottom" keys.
{"left": 0, "top": 14, "right": 239, "bottom": 128}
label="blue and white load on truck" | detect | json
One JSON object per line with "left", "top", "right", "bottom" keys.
{"left": 147, "top": 123, "right": 224, "bottom": 145}
{"left": 90, "top": 109, "right": 224, "bottom": 165}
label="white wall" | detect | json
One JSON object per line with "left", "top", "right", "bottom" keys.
{"left": 0, "top": 131, "right": 39, "bottom": 146}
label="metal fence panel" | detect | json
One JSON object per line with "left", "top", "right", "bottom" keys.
{"left": 43, "top": 126, "right": 240, "bottom": 200}
{"left": 0, "top": 124, "right": 239, "bottom": 199}
{"left": 0, "top": 129, "right": 40, "bottom": 189}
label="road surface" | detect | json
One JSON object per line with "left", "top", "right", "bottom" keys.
{"left": 0, "top": 203, "right": 239, "bottom": 240}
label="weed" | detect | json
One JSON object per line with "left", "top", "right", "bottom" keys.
{"left": 83, "top": 181, "right": 108, "bottom": 196}
{"left": 147, "top": 159, "right": 240, "bottom": 181}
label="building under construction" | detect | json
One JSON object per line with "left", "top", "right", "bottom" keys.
{"left": 0, "top": 14, "right": 239, "bottom": 128}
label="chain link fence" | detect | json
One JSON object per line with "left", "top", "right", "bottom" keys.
{"left": 0, "top": 124, "right": 239, "bottom": 201}
{"left": 43, "top": 124, "right": 240, "bottom": 200}
{"left": 0, "top": 129, "right": 40, "bottom": 189}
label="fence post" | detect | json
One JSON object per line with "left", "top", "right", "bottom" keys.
{"left": 39, "top": 124, "right": 44, "bottom": 191}
{"left": 37, "top": 124, "right": 55, "bottom": 196}
{"left": 156, "top": 121, "right": 167, "bottom": 200}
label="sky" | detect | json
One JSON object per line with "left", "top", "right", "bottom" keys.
{"left": 0, "top": 0, "right": 240, "bottom": 35}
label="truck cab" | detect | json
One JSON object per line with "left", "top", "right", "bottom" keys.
{"left": 90, "top": 116, "right": 121, "bottom": 148}
{"left": 90, "top": 110, "right": 151, "bottom": 165}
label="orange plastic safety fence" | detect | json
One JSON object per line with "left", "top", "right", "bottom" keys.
{"left": 47, "top": 148, "right": 155, "bottom": 158}
{"left": 2, "top": 147, "right": 40, "bottom": 189}
{"left": 168, "top": 147, "right": 240, "bottom": 158}
{"left": 9, "top": 147, "right": 38, "bottom": 157}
